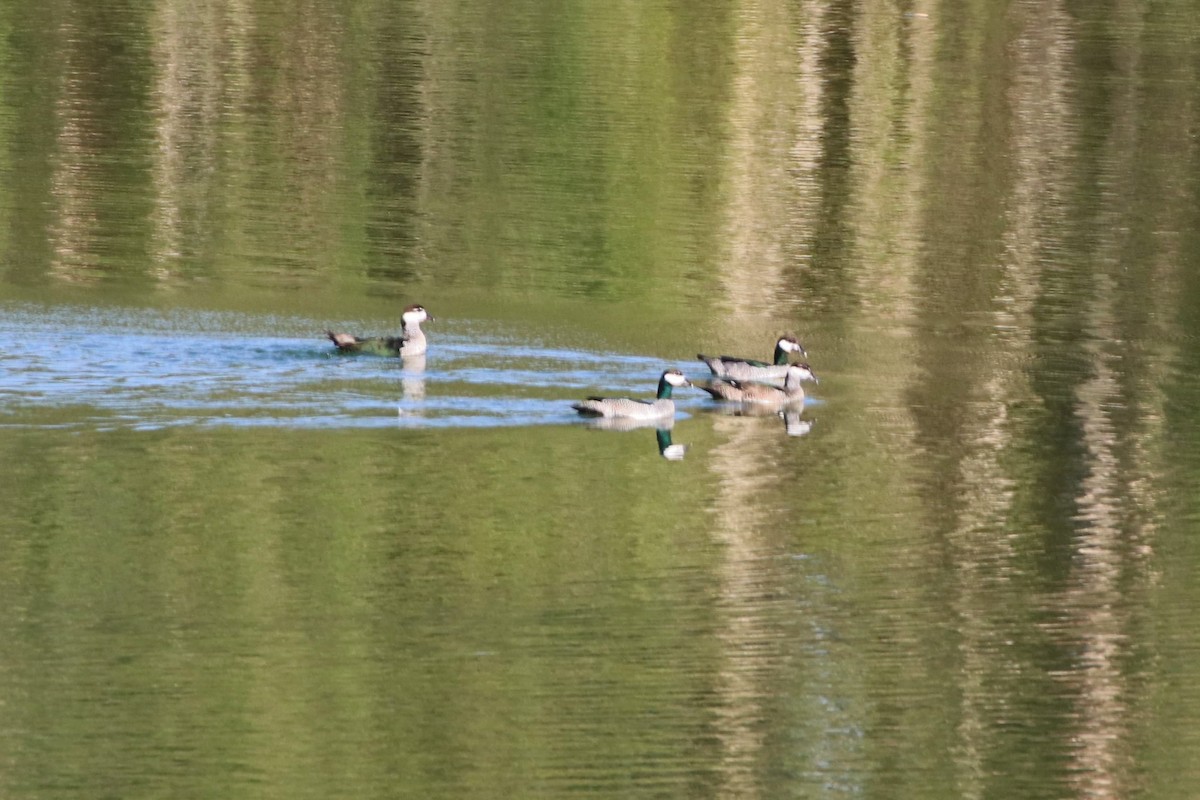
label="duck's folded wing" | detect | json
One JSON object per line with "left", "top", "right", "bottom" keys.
{"left": 720, "top": 355, "right": 769, "bottom": 368}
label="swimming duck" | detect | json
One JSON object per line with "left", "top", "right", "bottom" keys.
{"left": 697, "top": 335, "right": 806, "bottom": 384}
{"left": 327, "top": 304, "right": 432, "bottom": 356}
{"left": 572, "top": 369, "right": 692, "bottom": 420}
{"left": 698, "top": 362, "right": 817, "bottom": 406}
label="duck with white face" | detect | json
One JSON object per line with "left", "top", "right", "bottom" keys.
{"left": 572, "top": 369, "right": 693, "bottom": 420}
{"left": 327, "top": 304, "right": 433, "bottom": 356}
{"left": 697, "top": 335, "right": 806, "bottom": 385}
{"left": 698, "top": 362, "right": 818, "bottom": 406}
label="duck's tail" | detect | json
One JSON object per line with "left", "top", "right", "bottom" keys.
{"left": 327, "top": 331, "right": 359, "bottom": 350}
{"left": 571, "top": 401, "right": 606, "bottom": 417}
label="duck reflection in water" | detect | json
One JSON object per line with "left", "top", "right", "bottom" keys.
{"left": 579, "top": 416, "right": 689, "bottom": 461}
{"left": 400, "top": 353, "right": 426, "bottom": 402}
{"left": 395, "top": 352, "right": 427, "bottom": 421}
{"left": 782, "top": 408, "right": 814, "bottom": 437}
{"left": 704, "top": 401, "right": 816, "bottom": 438}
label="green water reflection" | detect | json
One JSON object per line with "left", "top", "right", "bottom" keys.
{"left": 3, "top": 0, "right": 1200, "bottom": 797}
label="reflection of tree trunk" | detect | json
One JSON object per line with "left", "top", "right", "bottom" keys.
{"left": 939, "top": 1, "right": 1076, "bottom": 792}
{"left": 708, "top": 2, "right": 831, "bottom": 786}
{"left": 710, "top": 0, "right": 939, "bottom": 784}
{"left": 48, "top": 15, "right": 95, "bottom": 284}
{"left": 1061, "top": 294, "right": 1131, "bottom": 800}
{"left": 153, "top": 0, "right": 346, "bottom": 286}
{"left": 708, "top": 413, "right": 783, "bottom": 800}
{"left": 846, "top": 0, "right": 933, "bottom": 324}
{"left": 1051, "top": 9, "right": 1160, "bottom": 783}
{"left": 151, "top": 0, "right": 185, "bottom": 273}
{"left": 919, "top": 0, "right": 1073, "bottom": 794}
{"left": 719, "top": 0, "right": 823, "bottom": 320}
{"left": 150, "top": 0, "right": 243, "bottom": 280}
{"left": 951, "top": 2, "right": 1166, "bottom": 795}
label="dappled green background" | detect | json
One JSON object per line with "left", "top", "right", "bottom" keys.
{"left": 2, "top": 0, "right": 1200, "bottom": 797}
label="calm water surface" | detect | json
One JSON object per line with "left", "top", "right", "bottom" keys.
{"left": 2, "top": 1, "right": 1200, "bottom": 798}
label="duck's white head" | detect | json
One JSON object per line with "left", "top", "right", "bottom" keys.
{"left": 402, "top": 304, "right": 431, "bottom": 325}
{"left": 778, "top": 336, "right": 806, "bottom": 356}
{"left": 662, "top": 369, "right": 692, "bottom": 388}
{"left": 786, "top": 363, "right": 818, "bottom": 384}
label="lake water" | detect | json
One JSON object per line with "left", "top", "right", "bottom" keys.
{"left": 2, "top": 1, "right": 1200, "bottom": 798}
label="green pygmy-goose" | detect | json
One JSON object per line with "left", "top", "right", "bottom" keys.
{"left": 327, "top": 304, "right": 432, "bottom": 356}
{"left": 572, "top": 369, "right": 692, "bottom": 420}
{"left": 699, "top": 362, "right": 817, "bottom": 406}
{"left": 697, "top": 335, "right": 806, "bottom": 384}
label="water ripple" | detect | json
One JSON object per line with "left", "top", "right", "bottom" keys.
{"left": 0, "top": 303, "right": 699, "bottom": 431}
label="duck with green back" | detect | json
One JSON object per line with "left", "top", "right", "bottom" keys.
{"left": 572, "top": 369, "right": 692, "bottom": 420}
{"left": 699, "top": 362, "right": 818, "bottom": 406}
{"left": 697, "top": 335, "right": 806, "bottom": 384}
{"left": 327, "top": 304, "right": 432, "bottom": 356}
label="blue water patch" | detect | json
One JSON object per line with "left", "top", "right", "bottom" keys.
{"left": 0, "top": 303, "right": 706, "bottom": 431}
